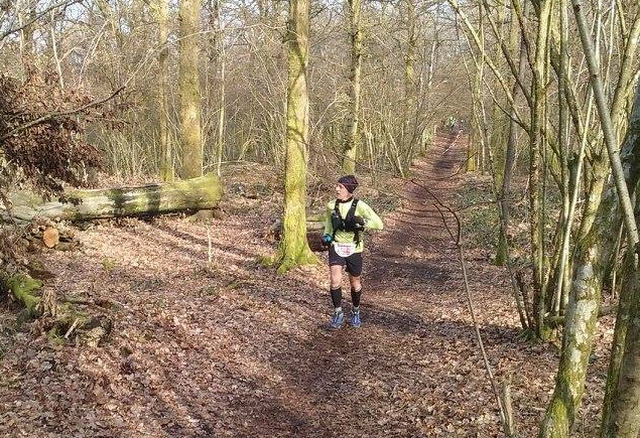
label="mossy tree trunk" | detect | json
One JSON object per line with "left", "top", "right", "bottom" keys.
{"left": 1, "top": 272, "right": 112, "bottom": 345}
{"left": 538, "top": 190, "right": 615, "bottom": 437}
{"left": 342, "top": 0, "right": 363, "bottom": 175}
{"left": 179, "top": 0, "right": 203, "bottom": 179}
{"left": 602, "top": 266, "right": 640, "bottom": 438}
{"left": 537, "top": 112, "right": 617, "bottom": 438}
{"left": 529, "top": 0, "right": 553, "bottom": 338}
{"left": 601, "top": 52, "right": 640, "bottom": 436}
{"left": 538, "top": 90, "right": 636, "bottom": 433}
{"left": 600, "top": 78, "right": 640, "bottom": 438}
{"left": 277, "top": 0, "right": 318, "bottom": 274}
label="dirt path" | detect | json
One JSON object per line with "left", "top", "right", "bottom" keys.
{"left": 0, "top": 132, "right": 610, "bottom": 437}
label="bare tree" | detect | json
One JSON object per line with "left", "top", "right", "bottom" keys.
{"left": 179, "top": 0, "right": 203, "bottom": 178}
{"left": 277, "top": 0, "right": 318, "bottom": 273}
{"left": 152, "top": 0, "right": 173, "bottom": 181}
{"left": 342, "top": 0, "right": 363, "bottom": 174}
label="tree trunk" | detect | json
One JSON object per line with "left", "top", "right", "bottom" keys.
{"left": 530, "top": 0, "right": 552, "bottom": 338}
{"left": 400, "top": 0, "right": 418, "bottom": 173}
{"left": 216, "top": 28, "right": 226, "bottom": 178}
{"left": 277, "top": 0, "right": 318, "bottom": 273}
{"left": 18, "top": 2, "right": 36, "bottom": 77}
{"left": 538, "top": 207, "right": 613, "bottom": 438}
{"left": 549, "top": 0, "right": 571, "bottom": 315}
{"left": 494, "top": 23, "right": 525, "bottom": 267}
{"left": 600, "top": 79, "right": 640, "bottom": 438}
{"left": 403, "top": 0, "right": 417, "bottom": 106}
{"left": 605, "top": 302, "right": 640, "bottom": 437}
{"left": 601, "top": 255, "right": 640, "bottom": 438}
{"left": 153, "top": 0, "right": 173, "bottom": 182}
{"left": 1, "top": 272, "right": 112, "bottom": 346}
{"left": 179, "top": 0, "right": 203, "bottom": 178}
{"left": 571, "top": 0, "right": 638, "bottom": 247}
{"left": 8, "top": 173, "right": 224, "bottom": 222}
{"left": 342, "top": 0, "right": 363, "bottom": 174}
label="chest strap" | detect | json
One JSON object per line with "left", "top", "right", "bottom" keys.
{"left": 331, "top": 198, "right": 360, "bottom": 244}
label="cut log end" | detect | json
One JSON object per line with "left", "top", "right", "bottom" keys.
{"left": 42, "top": 227, "right": 59, "bottom": 248}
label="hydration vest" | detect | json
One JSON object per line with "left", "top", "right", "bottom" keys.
{"left": 331, "top": 198, "right": 361, "bottom": 244}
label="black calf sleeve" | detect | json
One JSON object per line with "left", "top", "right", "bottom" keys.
{"left": 351, "top": 287, "right": 362, "bottom": 308}
{"left": 330, "top": 287, "right": 343, "bottom": 309}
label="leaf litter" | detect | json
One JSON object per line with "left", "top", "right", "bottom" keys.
{"left": 0, "top": 134, "right": 613, "bottom": 437}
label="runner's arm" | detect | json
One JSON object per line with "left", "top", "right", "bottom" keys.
{"left": 357, "top": 201, "right": 383, "bottom": 230}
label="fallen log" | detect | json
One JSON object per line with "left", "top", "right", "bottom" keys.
{"left": 7, "top": 172, "right": 224, "bottom": 222}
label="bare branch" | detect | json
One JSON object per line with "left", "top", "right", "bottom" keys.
{"left": 1, "top": 86, "right": 125, "bottom": 142}
{"left": 0, "top": 0, "right": 83, "bottom": 42}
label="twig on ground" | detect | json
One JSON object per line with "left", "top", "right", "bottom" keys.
{"left": 64, "top": 318, "right": 80, "bottom": 339}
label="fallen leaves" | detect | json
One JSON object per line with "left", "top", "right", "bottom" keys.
{"left": 0, "top": 138, "right": 613, "bottom": 438}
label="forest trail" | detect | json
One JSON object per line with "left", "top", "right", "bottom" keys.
{"left": 0, "top": 131, "right": 609, "bottom": 437}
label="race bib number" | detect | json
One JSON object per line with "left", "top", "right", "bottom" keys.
{"left": 334, "top": 242, "right": 357, "bottom": 257}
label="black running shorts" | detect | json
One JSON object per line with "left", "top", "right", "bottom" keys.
{"left": 328, "top": 245, "right": 363, "bottom": 276}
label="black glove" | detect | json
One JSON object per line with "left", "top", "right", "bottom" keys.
{"left": 353, "top": 216, "right": 366, "bottom": 230}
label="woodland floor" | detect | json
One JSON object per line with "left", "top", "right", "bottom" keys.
{"left": 0, "top": 131, "right": 615, "bottom": 437}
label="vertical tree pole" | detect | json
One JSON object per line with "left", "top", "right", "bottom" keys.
{"left": 600, "top": 80, "right": 640, "bottom": 438}
{"left": 342, "top": 0, "right": 363, "bottom": 174}
{"left": 495, "top": 0, "right": 528, "bottom": 268}
{"left": 278, "top": 0, "right": 318, "bottom": 273}
{"left": 400, "top": 0, "right": 419, "bottom": 171}
{"left": 18, "top": 2, "right": 37, "bottom": 78}
{"left": 529, "top": 0, "right": 552, "bottom": 338}
{"left": 404, "top": 0, "right": 417, "bottom": 103}
{"left": 179, "top": 0, "right": 204, "bottom": 179}
{"left": 153, "top": 0, "right": 174, "bottom": 181}
{"left": 215, "top": 3, "right": 226, "bottom": 178}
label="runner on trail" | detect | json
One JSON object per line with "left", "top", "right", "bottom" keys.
{"left": 321, "top": 175, "right": 384, "bottom": 329}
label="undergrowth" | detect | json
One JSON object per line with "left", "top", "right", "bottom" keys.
{"left": 456, "top": 173, "right": 563, "bottom": 264}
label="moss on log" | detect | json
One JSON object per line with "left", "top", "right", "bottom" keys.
{"left": 4, "top": 273, "right": 43, "bottom": 317}
{"left": 2, "top": 271, "right": 112, "bottom": 345}
{"left": 9, "top": 172, "right": 224, "bottom": 222}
